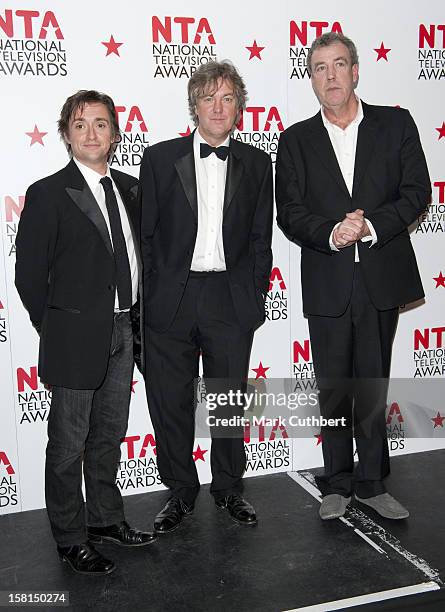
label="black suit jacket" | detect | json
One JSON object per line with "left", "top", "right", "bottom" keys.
{"left": 275, "top": 102, "right": 431, "bottom": 316}
{"left": 139, "top": 132, "right": 273, "bottom": 332}
{"left": 15, "top": 159, "right": 141, "bottom": 389}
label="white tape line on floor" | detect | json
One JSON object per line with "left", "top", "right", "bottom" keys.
{"left": 284, "top": 581, "right": 440, "bottom": 611}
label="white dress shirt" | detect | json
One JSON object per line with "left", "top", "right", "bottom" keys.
{"left": 73, "top": 158, "right": 138, "bottom": 310}
{"left": 322, "top": 98, "right": 377, "bottom": 260}
{"left": 191, "top": 130, "right": 229, "bottom": 271}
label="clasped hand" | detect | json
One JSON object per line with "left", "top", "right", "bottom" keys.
{"left": 332, "top": 209, "right": 370, "bottom": 249}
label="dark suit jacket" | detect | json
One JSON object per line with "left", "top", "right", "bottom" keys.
{"left": 275, "top": 102, "right": 431, "bottom": 316}
{"left": 139, "top": 132, "right": 273, "bottom": 332}
{"left": 15, "top": 159, "right": 141, "bottom": 389}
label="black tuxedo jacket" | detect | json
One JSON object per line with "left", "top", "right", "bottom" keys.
{"left": 15, "top": 159, "right": 141, "bottom": 389}
{"left": 139, "top": 132, "right": 273, "bottom": 332}
{"left": 276, "top": 103, "right": 431, "bottom": 316}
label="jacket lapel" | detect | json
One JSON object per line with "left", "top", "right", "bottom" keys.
{"left": 307, "top": 113, "right": 350, "bottom": 197}
{"left": 223, "top": 140, "right": 244, "bottom": 215}
{"left": 174, "top": 133, "right": 244, "bottom": 217}
{"left": 174, "top": 134, "right": 198, "bottom": 218}
{"left": 352, "top": 102, "right": 378, "bottom": 197}
{"left": 64, "top": 160, "right": 113, "bottom": 257}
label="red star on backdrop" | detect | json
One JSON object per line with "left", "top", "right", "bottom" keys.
{"left": 131, "top": 380, "right": 138, "bottom": 393}
{"left": 246, "top": 40, "right": 265, "bottom": 60}
{"left": 436, "top": 122, "right": 445, "bottom": 140}
{"left": 192, "top": 445, "right": 208, "bottom": 462}
{"left": 374, "top": 42, "right": 391, "bottom": 61}
{"left": 432, "top": 412, "right": 445, "bottom": 428}
{"left": 26, "top": 125, "right": 47, "bottom": 146}
{"left": 179, "top": 126, "right": 191, "bottom": 137}
{"left": 252, "top": 361, "right": 269, "bottom": 379}
{"left": 433, "top": 272, "right": 445, "bottom": 288}
{"left": 102, "top": 35, "right": 123, "bottom": 57}
{"left": 315, "top": 433, "right": 322, "bottom": 446}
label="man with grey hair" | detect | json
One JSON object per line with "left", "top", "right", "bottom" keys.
{"left": 139, "top": 61, "right": 273, "bottom": 532}
{"left": 276, "top": 33, "right": 430, "bottom": 520}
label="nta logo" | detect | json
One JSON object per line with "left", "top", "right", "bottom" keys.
{"left": 289, "top": 20, "right": 342, "bottom": 46}
{"left": 152, "top": 16, "right": 215, "bottom": 44}
{"left": 269, "top": 267, "right": 287, "bottom": 292}
{"left": 0, "top": 9, "right": 63, "bottom": 39}
{"left": 0, "top": 451, "right": 15, "bottom": 475}
{"left": 419, "top": 24, "right": 445, "bottom": 48}
{"left": 115, "top": 106, "right": 148, "bottom": 133}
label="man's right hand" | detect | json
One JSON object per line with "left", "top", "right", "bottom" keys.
{"left": 332, "top": 209, "right": 366, "bottom": 249}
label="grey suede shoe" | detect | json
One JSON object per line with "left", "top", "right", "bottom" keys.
{"left": 355, "top": 493, "right": 409, "bottom": 519}
{"left": 319, "top": 494, "right": 351, "bottom": 520}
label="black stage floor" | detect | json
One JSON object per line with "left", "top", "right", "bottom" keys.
{"left": 0, "top": 450, "right": 444, "bottom": 611}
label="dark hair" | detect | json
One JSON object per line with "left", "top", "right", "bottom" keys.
{"left": 188, "top": 60, "right": 247, "bottom": 126}
{"left": 307, "top": 32, "right": 359, "bottom": 76}
{"left": 58, "top": 90, "right": 120, "bottom": 158}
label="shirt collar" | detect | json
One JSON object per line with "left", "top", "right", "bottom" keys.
{"left": 73, "top": 157, "right": 111, "bottom": 192}
{"left": 321, "top": 96, "right": 363, "bottom": 130}
{"left": 194, "top": 128, "right": 230, "bottom": 149}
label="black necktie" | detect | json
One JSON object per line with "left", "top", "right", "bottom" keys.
{"left": 100, "top": 176, "right": 132, "bottom": 310}
{"left": 200, "top": 143, "right": 229, "bottom": 161}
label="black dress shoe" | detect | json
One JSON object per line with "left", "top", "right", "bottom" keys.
{"left": 215, "top": 494, "right": 257, "bottom": 525}
{"left": 87, "top": 520, "right": 157, "bottom": 547}
{"left": 57, "top": 542, "right": 115, "bottom": 575}
{"left": 154, "top": 497, "right": 194, "bottom": 533}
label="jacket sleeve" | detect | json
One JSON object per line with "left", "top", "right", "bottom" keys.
{"left": 366, "top": 110, "right": 431, "bottom": 247}
{"left": 138, "top": 147, "right": 160, "bottom": 300}
{"left": 252, "top": 156, "right": 274, "bottom": 294}
{"left": 15, "top": 182, "right": 58, "bottom": 333}
{"left": 275, "top": 131, "right": 338, "bottom": 254}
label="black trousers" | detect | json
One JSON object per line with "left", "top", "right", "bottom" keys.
{"left": 145, "top": 271, "right": 253, "bottom": 506}
{"left": 45, "top": 312, "right": 133, "bottom": 547}
{"left": 308, "top": 264, "right": 399, "bottom": 499}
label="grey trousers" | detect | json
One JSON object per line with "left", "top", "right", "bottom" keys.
{"left": 45, "top": 312, "right": 133, "bottom": 546}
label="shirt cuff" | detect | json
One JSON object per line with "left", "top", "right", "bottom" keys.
{"left": 329, "top": 222, "right": 341, "bottom": 251}
{"left": 361, "top": 218, "right": 377, "bottom": 246}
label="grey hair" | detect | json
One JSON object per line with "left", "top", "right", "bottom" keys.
{"left": 307, "top": 32, "right": 359, "bottom": 76}
{"left": 187, "top": 60, "right": 248, "bottom": 126}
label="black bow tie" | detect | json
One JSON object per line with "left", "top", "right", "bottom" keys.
{"left": 200, "top": 143, "right": 229, "bottom": 161}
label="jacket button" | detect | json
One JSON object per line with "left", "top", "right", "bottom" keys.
{"left": 108, "top": 284, "right": 115, "bottom": 291}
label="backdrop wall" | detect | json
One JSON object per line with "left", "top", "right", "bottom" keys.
{"left": 1, "top": 0, "right": 444, "bottom": 515}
